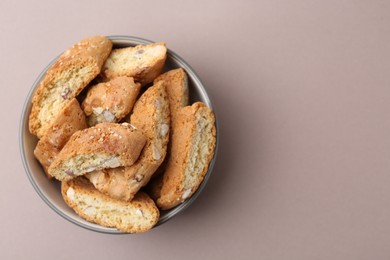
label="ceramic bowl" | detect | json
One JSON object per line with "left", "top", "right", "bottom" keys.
{"left": 19, "top": 35, "right": 218, "bottom": 234}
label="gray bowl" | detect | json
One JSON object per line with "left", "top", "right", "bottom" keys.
{"left": 19, "top": 35, "right": 218, "bottom": 234}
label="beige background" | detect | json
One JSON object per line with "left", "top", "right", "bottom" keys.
{"left": 2, "top": 0, "right": 390, "bottom": 259}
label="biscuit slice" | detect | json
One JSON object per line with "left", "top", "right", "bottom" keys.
{"left": 82, "top": 76, "right": 141, "bottom": 126}
{"left": 87, "top": 81, "right": 170, "bottom": 201}
{"left": 29, "top": 36, "right": 112, "bottom": 138}
{"left": 48, "top": 122, "right": 147, "bottom": 181}
{"left": 101, "top": 42, "right": 167, "bottom": 86}
{"left": 146, "top": 68, "right": 189, "bottom": 194}
{"left": 157, "top": 102, "right": 216, "bottom": 210}
{"left": 34, "top": 98, "right": 87, "bottom": 178}
{"left": 62, "top": 177, "right": 159, "bottom": 233}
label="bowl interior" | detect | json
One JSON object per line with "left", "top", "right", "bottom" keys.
{"left": 20, "top": 35, "right": 218, "bottom": 234}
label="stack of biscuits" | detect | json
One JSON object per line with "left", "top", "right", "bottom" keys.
{"left": 29, "top": 36, "right": 216, "bottom": 233}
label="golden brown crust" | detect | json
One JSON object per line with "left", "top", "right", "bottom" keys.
{"left": 87, "top": 82, "right": 170, "bottom": 201}
{"left": 82, "top": 76, "right": 141, "bottom": 126}
{"left": 148, "top": 68, "right": 190, "bottom": 193}
{"left": 34, "top": 98, "right": 87, "bottom": 177}
{"left": 48, "top": 122, "right": 146, "bottom": 181}
{"left": 29, "top": 35, "right": 112, "bottom": 138}
{"left": 157, "top": 102, "right": 216, "bottom": 210}
{"left": 61, "top": 177, "right": 159, "bottom": 233}
{"left": 101, "top": 42, "right": 167, "bottom": 86}
{"left": 154, "top": 68, "right": 189, "bottom": 120}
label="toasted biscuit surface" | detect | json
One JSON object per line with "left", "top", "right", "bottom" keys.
{"left": 146, "top": 68, "right": 189, "bottom": 195}
{"left": 48, "top": 122, "right": 146, "bottom": 181}
{"left": 101, "top": 42, "right": 167, "bottom": 85}
{"left": 29, "top": 36, "right": 112, "bottom": 138}
{"left": 157, "top": 102, "right": 216, "bottom": 210}
{"left": 154, "top": 68, "right": 189, "bottom": 120}
{"left": 34, "top": 98, "right": 87, "bottom": 177}
{"left": 62, "top": 177, "right": 159, "bottom": 233}
{"left": 82, "top": 76, "right": 141, "bottom": 126}
{"left": 87, "top": 81, "right": 170, "bottom": 201}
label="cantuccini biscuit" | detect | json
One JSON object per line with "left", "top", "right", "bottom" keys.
{"left": 101, "top": 42, "right": 167, "bottom": 86}
{"left": 146, "top": 68, "right": 189, "bottom": 194}
{"left": 29, "top": 36, "right": 112, "bottom": 138}
{"left": 34, "top": 98, "right": 87, "bottom": 178}
{"left": 157, "top": 102, "right": 216, "bottom": 210}
{"left": 62, "top": 177, "right": 159, "bottom": 233}
{"left": 82, "top": 76, "right": 141, "bottom": 126}
{"left": 48, "top": 122, "right": 146, "bottom": 181}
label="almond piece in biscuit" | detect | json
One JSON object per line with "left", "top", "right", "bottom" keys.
{"left": 62, "top": 177, "right": 159, "bottom": 233}
{"left": 157, "top": 102, "right": 216, "bottom": 210}
{"left": 48, "top": 122, "right": 146, "bottom": 181}
{"left": 86, "top": 81, "right": 170, "bottom": 201}
{"left": 34, "top": 98, "right": 87, "bottom": 178}
{"left": 101, "top": 42, "right": 167, "bottom": 86}
{"left": 82, "top": 76, "right": 141, "bottom": 126}
{"left": 29, "top": 36, "right": 113, "bottom": 138}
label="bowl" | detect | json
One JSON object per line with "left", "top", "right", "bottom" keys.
{"left": 19, "top": 35, "right": 218, "bottom": 234}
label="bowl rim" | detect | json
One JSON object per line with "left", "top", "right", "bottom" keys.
{"left": 19, "top": 35, "right": 219, "bottom": 234}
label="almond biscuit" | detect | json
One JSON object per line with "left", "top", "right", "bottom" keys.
{"left": 62, "top": 177, "right": 159, "bottom": 233}
{"left": 48, "top": 122, "right": 146, "bottom": 181}
{"left": 34, "top": 98, "right": 87, "bottom": 178}
{"left": 29, "top": 35, "right": 112, "bottom": 138}
{"left": 157, "top": 102, "right": 216, "bottom": 210}
{"left": 101, "top": 42, "right": 167, "bottom": 86}
{"left": 82, "top": 76, "right": 141, "bottom": 126}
